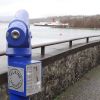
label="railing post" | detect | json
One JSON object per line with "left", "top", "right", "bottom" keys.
{"left": 69, "top": 40, "right": 72, "bottom": 48}
{"left": 41, "top": 46, "right": 45, "bottom": 56}
{"left": 86, "top": 37, "right": 89, "bottom": 43}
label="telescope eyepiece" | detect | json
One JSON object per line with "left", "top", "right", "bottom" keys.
{"left": 11, "top": 30, "right": 20, "bottom": 39}
{"left": 6, "top": 10, "right": 30, "bottom": 46}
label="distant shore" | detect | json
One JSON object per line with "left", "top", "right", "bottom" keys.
{"left": 31, "top": 15, "right": 100, "bottom": 29}
{"left": 34, "top": 24, "right": 100, "bottom": 30}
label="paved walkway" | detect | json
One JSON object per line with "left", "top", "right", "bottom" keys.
{"left": 54, "top": 65, "right": 100, "bottom": 100}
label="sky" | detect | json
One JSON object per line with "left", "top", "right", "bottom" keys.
{"left": 0, "top": 0, "right": 100, "bottom": 18}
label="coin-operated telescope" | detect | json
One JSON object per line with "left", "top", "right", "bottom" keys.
{"left": 6, "top": 10, "right": 41, "bottom": 100}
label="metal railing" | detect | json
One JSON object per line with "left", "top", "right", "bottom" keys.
{"left": 1, "top": 35, "right": 100, "bottom": 56}
{"left": 30, "top": 35, "right": 100, "bottom": 56}
{"left": 0, "top": 34, "right": 100, "bottom": 86}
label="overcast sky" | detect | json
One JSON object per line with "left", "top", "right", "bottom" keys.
{"left": 0, "top": 0, "right": 100, "bottom": 18}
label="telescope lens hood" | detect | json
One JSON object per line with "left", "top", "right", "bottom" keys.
{"left": 6, "top": 27, "right": 26, "bottom": 46}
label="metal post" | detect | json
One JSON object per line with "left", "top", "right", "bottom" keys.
{"left": 9, "top": 94, "right": 29, "bottom": 100}
{"left": 6, "top": 10, "right": 42, "bottom": 100}
{"left": 41, "top": 46, "right": 45, "bottom": 56}
{"left": 69, "top": 40, "right": 72, "bottom": 48}
{"left": 86, "top": 37, "right": 89, "bottom": 43}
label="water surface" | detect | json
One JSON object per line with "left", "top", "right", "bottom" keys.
{"left": 0, "top": 23, "right": 100, "bottom": 73}
{"left": 0, "top": 23, "right": 100, "bottom": 51}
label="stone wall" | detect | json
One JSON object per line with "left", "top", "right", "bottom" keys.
{"left": 1, "top": 43, "right": 100, "bottom": 100}
{"left": 31, "top": 45, "right": 100, "bottom": 100}
{"left": 0, "top": 84, "right": 8, "bottom": 100}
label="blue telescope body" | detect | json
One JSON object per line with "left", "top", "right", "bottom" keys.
{"left": 6, "top": 10, "right": 42, "bottom": 100}
{"left": 6, "top": 10, "right": 31, "bottom": 57}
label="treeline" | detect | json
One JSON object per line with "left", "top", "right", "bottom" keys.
{"left": 30, "top": 15, "right": 100, "bottom": 28}
{"left": 59, "top": 15, "right": 100, "bottom": 28}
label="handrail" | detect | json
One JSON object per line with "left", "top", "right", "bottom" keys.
{"left": 1, "top": 35, "right": 100, "bottom": 56}
{"left": 0, "top": 51, "right": 6, "bottom": 56}
{"left": 32, "top": 35, "right": 100, "bottom": 48}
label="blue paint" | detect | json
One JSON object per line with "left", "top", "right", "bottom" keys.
{"left": 9, "top": 94, "right": 29, "bottom": 100}
{"left": 6, "top": 10, "right": 31, "bottom": 100}
{"left": 8, "top": 60, "right": 41, "bottom": 97}
{"left": 6, "top": 10, "right": 31, "bottom": 56}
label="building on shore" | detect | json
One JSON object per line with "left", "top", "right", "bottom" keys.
{"left": 34, "top": 21, "right": 69, "bottom": 28}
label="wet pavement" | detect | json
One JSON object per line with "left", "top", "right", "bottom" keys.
{"left": 54, "top": 65, "right": 100, "bottom": 100}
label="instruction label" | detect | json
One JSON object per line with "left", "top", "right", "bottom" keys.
{"left": 26, "top": 62, "right": 41, "bottom": 96}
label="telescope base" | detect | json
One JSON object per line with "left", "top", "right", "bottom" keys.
{"left": 9, "top": 93, "right": 29, "bottom": 100}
